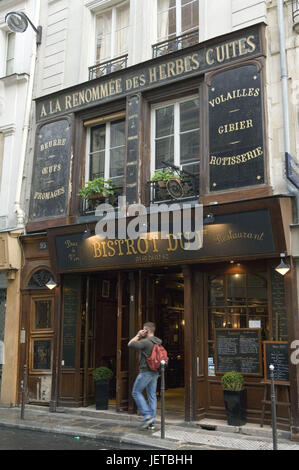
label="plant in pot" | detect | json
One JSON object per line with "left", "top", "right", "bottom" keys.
{"left": 78, "top": 177, "right": 115, "bottom": 201}
{"left": 221, "top": 371, "right": 247, "bottom": 426}
{"left": 151, "top": 168, "right": 181, "bottom": 188}
{"left": 92, "top": 366, "right": 114, "bottom": 410}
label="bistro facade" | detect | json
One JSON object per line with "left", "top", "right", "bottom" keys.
{"left": 19, "top": 23, "right": 299, "bottom": 438}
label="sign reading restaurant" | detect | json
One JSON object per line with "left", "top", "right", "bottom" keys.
{"left": 36, "top": 25, "right": 263, "bottom": 121}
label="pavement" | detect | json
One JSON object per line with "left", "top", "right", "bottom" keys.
{"left": 0, "top": 405, "right": 299, "bottom": 451}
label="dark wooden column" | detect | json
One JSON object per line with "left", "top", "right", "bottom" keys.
{"left": 125, "top": 93, "right": 142, "bottom": 205}
{"left": 49, "top": 277, "right": 62, "bottom": 412}
{"left": 285, "top": 259, "right": 299, "bottom": 440}
{"left": 183, "top": 265, "right": 195, "bottom": 421}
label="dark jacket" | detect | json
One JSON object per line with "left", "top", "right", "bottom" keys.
{"left": 128, "top": 336, "right": 162, "bottom": 372}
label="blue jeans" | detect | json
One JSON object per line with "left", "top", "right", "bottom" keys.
{"left": 132, "top": 371, "right": 159, "bottom": 422}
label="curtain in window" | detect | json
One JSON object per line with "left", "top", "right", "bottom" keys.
{"left": 157, "top": 0, "right": 174, "bottom": 42}
{"left": 181, "top": 0, "right": 199, "bottom": 34}
{"left": 114, "top": 3, "right": 130, "bottom": 58}
{"left": 96, "top": 11, "right": 112, "bottom": 63}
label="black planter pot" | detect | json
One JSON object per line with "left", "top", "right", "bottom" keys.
{"left": 95, "top": 380, "right": 110, "bottom": 410}
{"left": 223, "top": 389, "right": 247, "bottom": 426}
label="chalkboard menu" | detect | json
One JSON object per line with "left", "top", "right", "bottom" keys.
{"left": 271, "top": 269, "right": 288, "bottom": 341}
{"left": 263, "top": 341, "right": 290, "bottom": 385}
{"left": 209, "top": 64, "right": 265, "bottom": 191}
{"left": 29, "top": 117, "right": 72, "bottom": 221}
{"left": 62, "top": 276, "right": 81, "bottom": 368}
{"left": 215, "top": 329, "right": 262, "bottom": 375}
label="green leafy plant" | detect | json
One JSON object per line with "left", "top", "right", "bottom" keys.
{"left": 92, "top": 366, "right": 114, "bottom": 382}
{"left": 151, "top": 168, "right": 181, "bottom": 183}
{"left": 78, "top": 177, "right": 115, "bottom": 200}
{"left": 221, "top": 371, "right": 244, "bottom": 391}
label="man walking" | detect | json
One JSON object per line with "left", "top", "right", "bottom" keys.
{"left": 128, "top": 321, "right": 162, "bottom": 429}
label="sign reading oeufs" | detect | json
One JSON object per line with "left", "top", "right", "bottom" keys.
{"left": 209, "top": 64, "right": 265, "bottom": 191}
{"left": 29, "top": 118, "right": 72, "bottom": 221}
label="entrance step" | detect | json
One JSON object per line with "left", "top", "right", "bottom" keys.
{"left": 197, "top": 418, "right": 291, "bottom": 440}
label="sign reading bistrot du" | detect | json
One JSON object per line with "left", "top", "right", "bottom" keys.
{"left": 209, "top": 64, "right": 265, "bottom": 191}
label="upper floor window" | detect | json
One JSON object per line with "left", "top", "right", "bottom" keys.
{"left": 157, "top": 0, "right": 199, "bottom": 43}
{"left": 6, "top": 32, "right": 15, "bottom": 75}
{"left": 95, "top": 2, "right": 130, "bottom": 64}
{"left": 151, "top": 96, "right": 200, "bottom": 177}
{"left": 87, "top": 118, "right": 126, "bottom": 189}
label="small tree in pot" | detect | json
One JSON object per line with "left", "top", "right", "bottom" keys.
{"left": 92, "top": 366, "right": 113, "bottom": 410}
{"left": 221, "top": 371, "right": 247, "bottom": 426}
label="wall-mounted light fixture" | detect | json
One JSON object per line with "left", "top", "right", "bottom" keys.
{"left": 46, "top": 278, "right": 58, "bottom": 290}
{"left": 292, "top": 0, "right": 299, "bottom": 33}
{"left": 5, "top": 11, "right": 42, "bottom": 45}
{"left": 82, "top": 226, "right": 92, "bottom": 240}
{"left": 203, "top": 213, "right": 215, "bottom": 225}
{"left": 275, "top": 253, "right": 291, "bottom": 276}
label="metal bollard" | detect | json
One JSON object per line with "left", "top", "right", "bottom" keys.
{"left": 160, "top": 360, "right": 166, "bottom": 439}
{"left": 269, "top": 364, "right": 278, "bottom": 450}
{"left": 20, "top": 365, "right": 27, "bottom": 420}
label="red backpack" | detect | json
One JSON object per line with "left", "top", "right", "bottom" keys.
{"left": 146, "top": 342, "right": 169, "bottom": 371}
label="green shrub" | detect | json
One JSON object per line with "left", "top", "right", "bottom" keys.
{"left": 151, "top": 168, "right": 180, "bottom": 183}
{"left": 78, "top": 178, "right": 115, "bottom": 200}
{"left": 92, "top": 367, "right": 114, "bottom": 382}
{"left": 221, "top": 371, "right": 244, "bottom": 391}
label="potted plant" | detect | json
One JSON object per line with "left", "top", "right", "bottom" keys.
{"left": 92, "top": 366, "right": 114, "bottom": 410}
{"left": 78, "top": 177, "right": 115, "bottom": 201}
{"left": 221, "top": 371, "right": 247, "bottom": 426}
{"left": 151, "top": 168, "right": 181, "bottom": 188}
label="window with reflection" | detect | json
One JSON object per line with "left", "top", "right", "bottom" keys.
{"left": 208, "top": 272, "right": 269, "bottom": 365}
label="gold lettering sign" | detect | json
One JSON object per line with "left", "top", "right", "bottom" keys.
{"left": 37, "top": 29, "right": 261, "bottom": 120}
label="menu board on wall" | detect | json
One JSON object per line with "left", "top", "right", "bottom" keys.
{"left": 62, "top": 276, "right": 81, "bottom": 369}
{"left": 271, "top": 269, "right": 288, "bottom": 341}
{"left": 29, "top": 117, "right": 72, "bottom": 221}
{"left": 215, "top": 328, "right": 262, "bottom": 375}
{"left": 209, "top": 64, "right": 265, "bottom": 191}
{"left": 263, "top": 341, "right": 290, "bottom": 385}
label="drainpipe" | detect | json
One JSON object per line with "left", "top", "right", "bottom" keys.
{"left": 277, "top": 0, "right": 299, "bottom": 224}
{"left": 14, "top": 0, "right": 41, "bottom": 229}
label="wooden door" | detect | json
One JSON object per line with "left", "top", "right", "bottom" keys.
{"left": 116, "top": 272, "right": 130, "bottom": 411}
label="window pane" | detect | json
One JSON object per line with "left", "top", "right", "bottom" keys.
{"left": 227, "top": 274, "right": 246, "bottom": 305}
{"left": 90, "top": 151, "right": 105, "bottom": 179}
{"left": 247, "top": 273, "right": 267, "bottom": 301}
{"left": 35, "top": 300, "right": 52, "bottom": 329}
{"left": 180, "top": 99, "right": 200, "bottom": 132}
{"left": 96, "top": 12, "right": 112, "bottom": 62}
{"left": 115, "top": 3, "right": 130, "bottom": 57}
{"left": 91, "top": 125, "right": 105, "bottom": 152}
{"left": 156, "top": 106, "right": 174, "bottom": 138}
{"left": 33, "top": 340, "right": 51, "bottom": 370}
{"left": 181, "top": 0, "right": 199, "bottom": 33}
{"left": 110, "top": 120, "right": 125, "bottom": 148}
{"left": 156, "top": 137, "right": 174, "bottom": 168}
{"left": 209, "top": 276, "right": 225, "bottom": 306}
{"left": 157, "top": 0, "right": 176, "bottom": 41}
{"left": 110, "top": 148, "right": 125, "bottom": 178}
{"left": 180, "top": 131, "right": 200, "bottom": 164}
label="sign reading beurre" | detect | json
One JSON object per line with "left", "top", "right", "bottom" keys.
{"left": 209, "top": 64, "right": 265, "bottom": 191}
{"left": 29, "top": 118, "right": 72, "bottom": 221}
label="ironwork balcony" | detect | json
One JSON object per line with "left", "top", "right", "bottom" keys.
{"left": 148, "top": 164, "right": 199, "bottom": 205}
{"left": 152, "top": 30, "right": 199, "bottom": 58}
{"left": 89, "top": 55, "right": 128, "bottom": 80}
{"left": 81, "top": 186, "right": 123, "bottom": 216}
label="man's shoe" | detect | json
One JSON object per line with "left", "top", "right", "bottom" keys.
{"left": 147, "top": 424, "right": 155, "bottom": 431}
{"left": 140, "top": 417, "right": 154, "bottom": 429}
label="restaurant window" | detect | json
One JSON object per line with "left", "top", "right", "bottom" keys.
{"left": 86, "top": 118, "right": 126, "bottom": 190}
{"left": 95, "top": 2, "right": 130, "bottom": 64}
{"left": 157, "top": 0, "right": 199, "bottom": 42}
{"left": 6, "top": 32, "right": 15, "bottom": 75}
{"left": 207, "top": 272, "right": 269, "bottom": 364}
{"left": 151, "top": 96, "right": 200, "bottom": 177}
